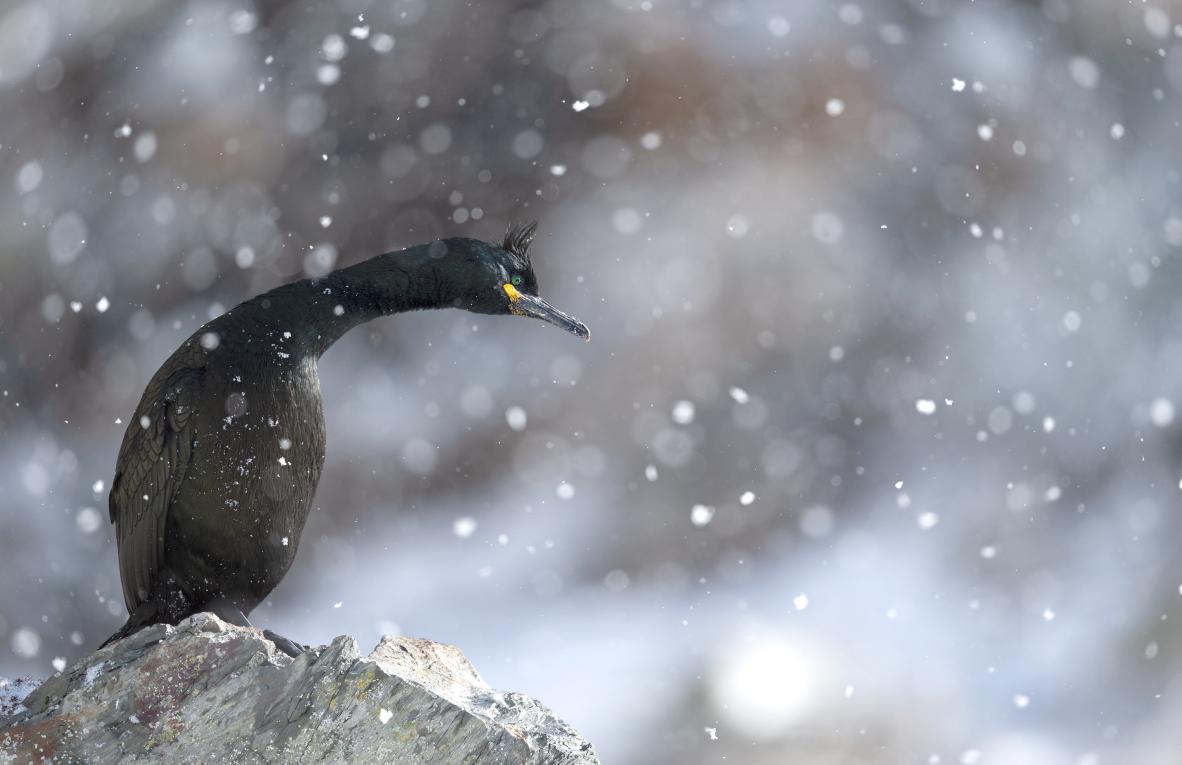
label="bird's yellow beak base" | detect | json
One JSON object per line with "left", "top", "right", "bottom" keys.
{"left": 500, "top": 282, "right": 590, "bottom": 340}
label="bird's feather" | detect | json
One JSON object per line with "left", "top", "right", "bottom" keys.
{"left": 109, "top": 349, "right": 205, "bottom": 612}
{"left": 502, "top": 221, "right": 538, "bottom": 270}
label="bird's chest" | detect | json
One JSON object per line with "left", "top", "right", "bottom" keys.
{"left": 185, "top": 357, "right": 327, "bottom": 535}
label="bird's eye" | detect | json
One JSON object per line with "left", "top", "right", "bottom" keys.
{"left": 510, "top": 275, "right": 523, "bottom": 287}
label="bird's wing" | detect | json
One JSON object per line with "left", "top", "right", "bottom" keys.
{"left": 109, "top": 352, "right": 205, "bottom": 612}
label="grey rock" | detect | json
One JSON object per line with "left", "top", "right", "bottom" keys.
{"left": 0, "top": 613, "right": 599, "bottom": 765}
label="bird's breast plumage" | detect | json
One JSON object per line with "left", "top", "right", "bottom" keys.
{"left": 163, "top": 349, "right": 328, "bottom": 603}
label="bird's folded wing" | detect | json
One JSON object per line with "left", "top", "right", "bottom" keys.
{"left": 109, "top": 358, "right": 204, "bottom": 612}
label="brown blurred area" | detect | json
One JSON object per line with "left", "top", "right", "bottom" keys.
{"left": 4, "top": 1, "right": 1182, "bottom": 762}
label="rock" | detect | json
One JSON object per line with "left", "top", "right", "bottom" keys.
{"left": 0, "top": 613, "right": 599, "bottom": 764}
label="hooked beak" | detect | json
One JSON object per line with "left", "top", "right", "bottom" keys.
{"left": 503, "top": 284, "right": 590, "bottom": 341}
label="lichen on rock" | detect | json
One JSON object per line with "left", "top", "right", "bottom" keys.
{"left": 0, "top": 613, "right": 599, "bottom": 765}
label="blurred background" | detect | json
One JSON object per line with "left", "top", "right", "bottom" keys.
{"left": 3, "top": 0, "right": 1182, "bottom": 762}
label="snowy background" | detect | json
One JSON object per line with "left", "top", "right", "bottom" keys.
{"left": 3, "top": 0, "right": 1182, "bottom": 762}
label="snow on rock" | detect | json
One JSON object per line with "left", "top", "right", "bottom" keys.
{"left": 0, "top": 613, "right": 599, "bottom": 765}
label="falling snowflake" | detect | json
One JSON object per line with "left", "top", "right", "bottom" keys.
{"left": 453, "top": 517, "right": 478, "bottom": 538}
{"left": 690, "top": 504, "right": 715, "bottom": 527}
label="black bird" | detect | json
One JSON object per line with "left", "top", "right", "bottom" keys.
{"left": 101, "top": 223, "right": 588, "bottom": 655}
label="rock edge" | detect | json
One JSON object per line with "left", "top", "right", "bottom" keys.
{"left": 0, "top": 613, "right": 599, "bottom": 765}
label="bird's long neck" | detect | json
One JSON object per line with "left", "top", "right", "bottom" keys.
{"left": 233, "top": 243, "right": 459, "bottom": 358}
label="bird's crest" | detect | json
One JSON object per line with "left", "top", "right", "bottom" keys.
{"left": 502, "top": 221, "right": 538, "bottom": 269}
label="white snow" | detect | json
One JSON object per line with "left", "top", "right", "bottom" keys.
{"left": 690, "top": 505, "right": 715, "bottom": 527}
{"left": 1150, "top": 398, "right": 1175, "bottom": 427}
{"left": 453, "top": 517, "right": 478, "bottom": 538}
{"left": 370, "top": 34, "right": 394, "bottom": 53}
{"left": 768, "top": 16, "right": 790, "bottom": 37}
{"left": 505, "top": 406, "right": 527, "bottom": 431}
{"left": 83, "top": 661, "right": 106, "bottom": 688}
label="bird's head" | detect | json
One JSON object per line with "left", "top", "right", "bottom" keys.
{"left": 452, "top": 222, "right": 590, "bottom": 341}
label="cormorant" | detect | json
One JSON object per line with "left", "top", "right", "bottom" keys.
{"left": 100, "top": 223, "right": 588, "bottom": 656}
